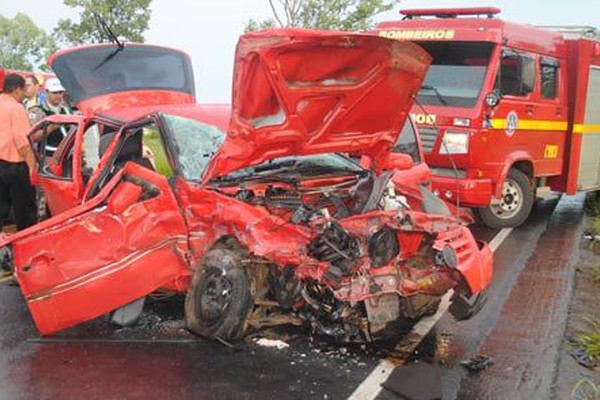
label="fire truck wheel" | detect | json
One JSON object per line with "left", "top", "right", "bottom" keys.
{"left": 449, "top": 288, "right": 488, "bottom": 321}
{"left": 185, "top": 249, "right": 252, "bottom": 341}
{"left": 476, "top": 168, "right": 534, "bottom": 228}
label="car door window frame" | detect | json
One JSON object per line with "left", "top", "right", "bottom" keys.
{"left": 35, "top": 122, "right": 79, "bottom": 182}
{"left": 85, "top": 115, "right": 177, "bottom": 200}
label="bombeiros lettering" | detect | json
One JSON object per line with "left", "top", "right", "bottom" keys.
{"left": 379, "top": 30, "right": 456, "bottom": 40}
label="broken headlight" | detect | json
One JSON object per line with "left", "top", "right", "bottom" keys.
{"left": 435, "top": 245, "right": 458, "bottom": 269}
{"left": 368, "top": 226, "right": 400, "bottom": 267}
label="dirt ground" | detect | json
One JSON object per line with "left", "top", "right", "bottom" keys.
{"left": 553, "top": 212, "right": 600, "bottom": 400}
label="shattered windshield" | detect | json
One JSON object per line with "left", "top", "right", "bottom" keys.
{"left": 416, "top": 41, "right": 494, "bottom": 108}
{"left": 161, "top": 114, "right": 225, "bottom": 181}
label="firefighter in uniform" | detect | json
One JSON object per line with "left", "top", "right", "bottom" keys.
{"left": 0, "top": 74, "right": 36, "bottom": 231}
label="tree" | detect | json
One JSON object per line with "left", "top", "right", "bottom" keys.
{"left": 54, "top": 0, "right": 152, "bottom": 46}
{"left": 246, "top": 0, "right": 400, "bottom": 32}
{"left": 0, "top": 13, "right": 56, "bottom": 71}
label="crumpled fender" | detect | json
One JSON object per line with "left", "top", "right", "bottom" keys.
{"left": 433, "top": 227, "right": 493, "bottom": 295}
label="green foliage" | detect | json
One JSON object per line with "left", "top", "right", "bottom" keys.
{"left": 585, "top": 192, "right": 600, "bottom": 217}
{"left": 590, "top": 265, "right": 600, "bottom": 284}
{"left": 0, "top": 13, "right": 56, "bottom": 71}
{"left": 573, "top": 315, "right": 600, "bottom": 362}
{"left": 299, "top": 0, "right": 398, "bottom": 31}
{"left": 245, "top": 19, "right": 277, "bottom": 33}
{"left": 54, "top": 0, "right": 152, "bottom": 46}
{"left": 246, "top": 0, "right": 399, "bottom": 32}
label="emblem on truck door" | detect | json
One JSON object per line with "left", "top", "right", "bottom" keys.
{"left": 505, "top": 111, "right": 518, "bottom": 137}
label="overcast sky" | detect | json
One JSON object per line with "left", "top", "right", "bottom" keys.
{"left": 2, "top": 0, "right": 600, "bottom": 103}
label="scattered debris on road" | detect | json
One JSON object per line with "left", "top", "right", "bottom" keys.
{"left": 460, "top": 354, "right": 494, "bottom": 372}
{"left": 570, "top": 348, "right": 599, "bottom": 369}
{"left": 255, "top": 338, "right": 290, "bottom": 350}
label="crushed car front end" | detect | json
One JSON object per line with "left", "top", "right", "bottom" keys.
{"left": 269, "top": 210, "right": 492, "bottom": 341}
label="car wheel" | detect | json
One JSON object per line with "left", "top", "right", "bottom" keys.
{"left": 449, "top": 288, "right": 488, "bottom": 321}
{"left": 185, "top": 249, "right": 252, "bottom": 341}
{"left": 476, "top": 168, "right": 534, "bottom": 228}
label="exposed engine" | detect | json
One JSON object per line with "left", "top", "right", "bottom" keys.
{"left": 228, "top": 171, "right": 463, "bottom": 341}
{"left": 307, "top": 221, "right": 361, "bottom": 280}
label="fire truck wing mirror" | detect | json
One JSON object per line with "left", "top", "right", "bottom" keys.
{"left": 383, "top": 153, "right": 414, "bottom": 171}
{"left": 485, "top": 90, "right": 502, "bottom": 108}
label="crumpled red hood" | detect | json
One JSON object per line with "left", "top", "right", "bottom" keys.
{"left": 203, "top": 29, "right": 431, "bottom": 182}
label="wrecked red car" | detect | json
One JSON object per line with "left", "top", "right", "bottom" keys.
{"left": 0, "top": 30, "right": 493, "bottom": 341}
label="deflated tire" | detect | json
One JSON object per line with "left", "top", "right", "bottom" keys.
{"left": 185, "top": 249, "right": 252, "bottom": 341}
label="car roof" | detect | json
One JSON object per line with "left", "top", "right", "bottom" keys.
{"left": 98, "top": 103, "right": 231, "bottom": 130}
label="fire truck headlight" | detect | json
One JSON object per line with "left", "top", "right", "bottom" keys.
{"left": 440, "top": 131, "right": 469, "bottom": 155}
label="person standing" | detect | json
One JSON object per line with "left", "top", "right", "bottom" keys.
{"left": 40, "top": 77, "right": 72, "bottom": 116}
{"left": 23, "top": 75, "right": 44, "bottom": 110}
{"left": 28, "top": 77, "right": 72, "bottom": 154}
{"left": 0, "top": 74, "right": 36, "bottom": 231}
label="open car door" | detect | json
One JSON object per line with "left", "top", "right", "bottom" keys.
{"left": 3, "top": 162, "right": 189, "bottom": 335}
{"left": 30, "top": 115, "right": 87, "bottom": 215}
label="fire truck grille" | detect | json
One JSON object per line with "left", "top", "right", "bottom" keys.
{"left": 418, "top": 126, "right": 440, "bottom": 153}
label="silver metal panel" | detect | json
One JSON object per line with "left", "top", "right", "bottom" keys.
{"left": 578, "top": 66, "right": 600, "bottom": 190}
{"left": 418, "top": 126, "right": 440, "bottom": 153}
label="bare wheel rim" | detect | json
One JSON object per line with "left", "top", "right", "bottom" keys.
{"left": 198, "top": 268, "right": 233, "bottom": 324}
{"left": 489, "top": 178, "right": 523, "bottom": 219}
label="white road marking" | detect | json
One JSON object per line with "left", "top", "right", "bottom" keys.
{"left": 488, "top": 228, "right": 513, "bottom": 252}
{"left": 348, "top": 227, "right": 513, "bottom": 400}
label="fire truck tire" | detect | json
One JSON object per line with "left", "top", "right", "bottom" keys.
{"left": 476, "top": 168, "right": 534, "bottom": 228}
{"left": 185, "top": 249, "right": 252, "bottom": 341}
{"left": 449, "top": 288, "right": 488, "bottom": 321}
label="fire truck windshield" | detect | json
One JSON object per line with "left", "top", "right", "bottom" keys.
{"left": 417, "top": 41, "right": 495, "bottom": 108}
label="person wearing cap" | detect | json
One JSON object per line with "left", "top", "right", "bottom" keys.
{"left": 29, "top": 77, "right": 73, "bottom": 154}
{"left": 0, "top": 74, "right": 37, "bottom": 231}
{"left": 39, "top": 77, "right": 72, "bottom": 117}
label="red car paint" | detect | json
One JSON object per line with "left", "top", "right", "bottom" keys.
{"left": 371, "top": 8, "right": 600, "bottom": 227}
{"left": 1, "top": 30, "right": 493, "bottom": 338}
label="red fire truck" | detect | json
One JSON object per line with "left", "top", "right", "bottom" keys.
{"left": 372, "top": 7, "right": 600, "bottom": 228}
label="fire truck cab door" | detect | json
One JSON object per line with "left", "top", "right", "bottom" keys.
{"left": 494, "top": 49, "right": 537, "bottom": 128}
{"left": 493, "top": 49, "right": 567, "bottom": 176}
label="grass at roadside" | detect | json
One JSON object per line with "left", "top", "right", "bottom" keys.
{"left": 591, "top": 266, "right": 600, "bottom": 284}
{"left": 573, "top": 316, "right": 600, "bottom": 362}
{"left": 584, "top": 193, "right": 600, "bottom": 283}
{"left": 585, "top": 192, "right": 600, "bottom": 218}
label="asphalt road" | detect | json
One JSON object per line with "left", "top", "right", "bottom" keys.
{"left": 0, "top": 194, "right": 585, "bottom": 400}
